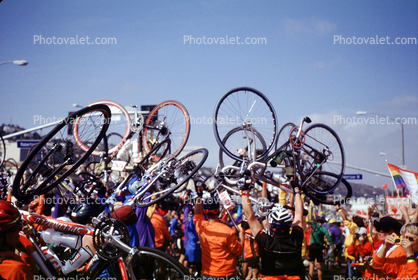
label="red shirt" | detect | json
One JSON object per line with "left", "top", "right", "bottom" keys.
{"left": 347, "top": 241, "right": 373, "bottom": 261}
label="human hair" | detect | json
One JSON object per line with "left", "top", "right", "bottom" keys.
{"left": 401, "top": 222, "right": 418, "bottom": 236}
{"left": 352, "top": 216, "right": 365, "bottom": 228}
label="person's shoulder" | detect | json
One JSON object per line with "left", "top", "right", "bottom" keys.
{"left": 216, "top": 221, "right": 235, "bottom": 232}
{"left": 193, "top": 214, "right": 205, "bottom": 220}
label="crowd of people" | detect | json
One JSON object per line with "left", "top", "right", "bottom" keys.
{"left": 1, "top": 176, "right": 418, "bottom": 280}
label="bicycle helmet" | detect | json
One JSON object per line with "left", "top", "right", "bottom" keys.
{"left": 70, "top": 199, "right": 106, "bottom": 225}
{"left": 268, "top": 205, "right": 293, "bottom": 228}
{"left": 0, "top": 200, "right": 21, "bottom": 232}
{"left": 203, "top": 196, "right": 220, "bottom": 211}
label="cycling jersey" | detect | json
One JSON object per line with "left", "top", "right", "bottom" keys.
{"left": 244, "top": 228, "right": 259, "bottom": 259}
{"left": 0, "top": 252, "right": 34, "bottom": 280}
{"left": 150, "top": 210, "right": 172, "bottom": 249}
{"left": 194, "top": 214, "right": 243, "bottom": 277}
{"left": 255, "top": 226, "right": 305, "bottom": 279}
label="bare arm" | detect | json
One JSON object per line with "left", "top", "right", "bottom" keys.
{"left": 241, "top": 193, "right": 263, "bottom": 237}
{"left": 292, "top": 186, "right": 303, "bottom": 228}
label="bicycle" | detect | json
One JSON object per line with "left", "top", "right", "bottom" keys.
{"left": 19, "top": 209, "right": 189, "bottom": 279}
{"left": 217, "top": 114, "right": 349, "bottom": 204}
{"left": 73, "top": 100, "right": 190, "bottom": 162}
{"left": 12, "top": 104, "right": 111, "bottom": 204}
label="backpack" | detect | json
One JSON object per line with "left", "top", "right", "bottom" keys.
{"left": 260, "top": 230, "right": 304, "bottom": 278}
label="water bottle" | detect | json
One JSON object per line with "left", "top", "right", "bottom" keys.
{"left": 40, "top": 228, "right": 82, "bottom": 249}
{"left": 270, "top": 151, "right": 287, "bottom": 167}
{"left": 61, "top": 246, "right": 93, "bottom": 275}
{"left": 116, "top": 139, "right": 132, "bottom": 161}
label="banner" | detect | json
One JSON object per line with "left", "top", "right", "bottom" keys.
{"left": 386, "top": 162, "right": 418, "bottom": 204}
{"left": 386, "top": 196, "right": 410, "bottom": 219}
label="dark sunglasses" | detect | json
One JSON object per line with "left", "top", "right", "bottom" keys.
{"left": 203, "top": 209, "right": 219, "bottom": 214}
{"left": 404, "top": 236, "right": 416, "bottom": 242}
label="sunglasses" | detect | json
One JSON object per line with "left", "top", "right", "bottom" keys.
{"left": 203, "top": 209, "right": 219, "bottom": 214}
{"left": 404, "top": 236, "right": 416, "bottom": 242}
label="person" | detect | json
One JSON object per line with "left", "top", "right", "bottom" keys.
{"left": 325, "top": 218, "right": 343, "bottom": 265}
{"left": 308, "top": 215, "right": 335, "bottom": 280}
{"left": 241, "top": 180, "right": 305, "bottom": 279}
{"left": 193, "top": 194, "right": 243, "bottom": 279}
{"left": 185, "top": 203, "right": 202, "bottom": 276}
{"left": 335, "top": 204, "right": 365, "bottom": 278}
{"left": 347, "top": 227, "right": 373, "bottom": 279}
{"left": 397, "top": 222, "right": 418, "bottom": 278}
{"left": 150, "top": 200, "right": 173, "bottom": 251}
{"left": 0, "top": 200, "right": 34, "bottom": 280}
{"left": 371, "top": 216, "right": 404, "bottom": 280}
{"left": 239, "top": 219, "right": 260, "bottom": 280}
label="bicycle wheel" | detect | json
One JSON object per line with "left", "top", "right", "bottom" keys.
{"left": 0, "top": 135, "right": 5, "bottom": 168}
{"left": 303, "top": 172, "right": 352, "bottom": 205}
{"left": 300, "top": 123, "right": 345, "bottom": 192}
{"left": 74, "top": 100, "right": 131, "bottom": 157}
{"left": 134, "top": 148, "right": 208, "bottom": 208}
{"left": 219, "top": 126, "right": 267, "bottom": 168}
{"left": 142, "top": 100, "right": 190, "bottom": 161}
{"left": 275, "top": 122, "right": 296, "bottom": 151}
{"left": 12, "top": 104, "right": 111, "bottom": 203}
{"left": 213, "top": 86, "right": 277, "bottom": 163}
{"left": 136, "top": 138, "right": 171, "bottom": 171}
{"left": 90, "top": 247, "right": 189, "bottom": 279}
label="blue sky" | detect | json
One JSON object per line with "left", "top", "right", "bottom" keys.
{"left": 1, "top": 0, "right": 417, "bottom": 190}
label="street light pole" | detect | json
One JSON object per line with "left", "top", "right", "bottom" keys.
{"left": 356, "top": 111, "right": 405, "bottom": 168}
{"left": 0, "top": 60, "right": 28, "bottom": 66}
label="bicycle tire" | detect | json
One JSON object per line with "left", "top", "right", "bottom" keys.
{"left": 303, "top": 171, "right": 352, "bottom": 205}
{"left": 74, "top": 100, "right": 131, "bottom": 157}
{"left": 12, "top": 104, "right": 111, "bottom": 203}
{"left": 136, "top": 138, "right": 171, "bottom": 171}
{"left": 142, "top": 100, "right": 190, "bottom": 161}
{"left": 0, "top": 135, "right": 5, "bottom": 168}
{"left": 213, "top": 86, "right": 277, "bottom": 163}
{"left": 301, "top": 123, "right": 345, "bottom": 193}
{"left": 90, "top": 246, "right": 189, "bottom": 279}
{"left": 134, "top": 148, "right": 208, "bottom": 208}
{"left": 275, "top": 122, "right": 296, "bottom": 151}
{"left": 218, "top": 126, "right": 267, "bottom": 168}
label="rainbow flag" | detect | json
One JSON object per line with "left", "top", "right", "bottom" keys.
{"left": 386, "top": 162, "right": 418, "bottom": 204}
{"left": 387, "top": 163, "right": 407, "bottom": 189}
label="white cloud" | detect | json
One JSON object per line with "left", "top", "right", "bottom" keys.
{"left": 284, "top": 17, "right": 337, "bottom": 37}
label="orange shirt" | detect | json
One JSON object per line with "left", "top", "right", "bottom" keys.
{"left": 150, "top": 210, "right": 172, "bottom": 248}
{"left": 194, "top": 214, "right": 243, "bottom": 277}
{"left": 0, "top": 253, "right": 34, "bottom": 280}
{"left": 244, "top": 228, "right": 259, "bottom": 259}
{"left": 372, "top": 244, "right": 406, "bottom": 280}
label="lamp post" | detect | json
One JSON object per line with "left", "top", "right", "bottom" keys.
{"left": 356, "top": 111, "right": 405, "bottom": 168}
{"left": 0, "top": 60, "right": 28, "bottom": 66}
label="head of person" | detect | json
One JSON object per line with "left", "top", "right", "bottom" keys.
{"left": 328, "top": 218, "right": 337, "bottom": 226}
{"left": 155, "top": 199, "right": 169, "bottom": 216}
{"left": 0, "top": 200, "right": 23, "bottom": 252}
{"left": 401, "top": 222, "right": 418, "bottom": 253}
{"left": 374, "top": 216, "right": 403, "bottom": 242}
{"left": 356, "top": 227, "right": 368, "bottom": 243}
{"left": 353, "top": 215, "right": 365, "bottom": 228}
{"left": 268, "top": 205, "right": 293, "bottom": 235}
{"left": 316, "top": 214, "right": 326, "bottom": 224}
{"left": 203, "top": 196, "right": 220, "bottom": 219}
{"left": 70, "top": 198, "right": 106, "bottom": 225}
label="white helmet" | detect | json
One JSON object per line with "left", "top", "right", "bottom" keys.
{"left": 268, "top": 204, "right": 293, "bottom": 225}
